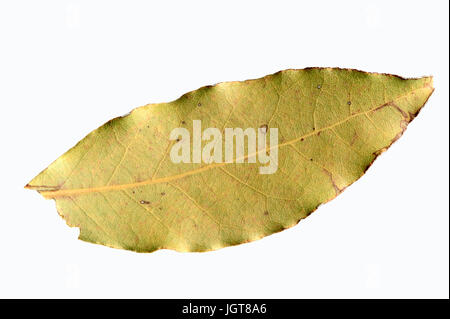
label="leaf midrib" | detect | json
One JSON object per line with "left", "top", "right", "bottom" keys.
{"left": 38, "top": 85, "right": 430, "bottom": 199}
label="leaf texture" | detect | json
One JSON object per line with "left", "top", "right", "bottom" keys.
{"left": 26, "top": 68, "right": 434, "bottom": 252}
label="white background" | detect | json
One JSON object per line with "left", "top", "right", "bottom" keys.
{"left": 0, "top": 0, "right": 448, "bottom": 298}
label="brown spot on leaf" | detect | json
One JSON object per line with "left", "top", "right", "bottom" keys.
{"left": 372, "top": 102, "right": 409, "bottom": 121}
{"left": 373, "top": 148, "right": 387, "bottom": 156}
{"left": 140, "top": 200, "right": 150, "bottom": 205}
{"left": 372, "top": 103, "right": 389, "bottom": 112}
{"left": 322, "top": 168, "right": 343, "bottom": 195}
{"left": 350, "top": 132, "right": 358, "bottom": 146}
{"left": 259, "top": 124, "right": 268, "bottom": 134}
{"left": 391, "top": 103, "right": 409, "bottom": 120}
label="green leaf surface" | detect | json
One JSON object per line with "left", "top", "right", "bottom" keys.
{"left": 26, "top": 68, "right": 434, "bottom": 253}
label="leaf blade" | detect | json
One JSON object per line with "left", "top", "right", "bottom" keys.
{"left": 26, "top": 68, "right": 434, "bottom": 252}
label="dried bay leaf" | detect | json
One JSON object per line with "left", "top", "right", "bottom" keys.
{"left": 25, "top": 68, "right": 434, "bottom": 252}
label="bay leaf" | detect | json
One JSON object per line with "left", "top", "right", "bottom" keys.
{"left": 26, "top": 68, "right": 434, "bottom": 252}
